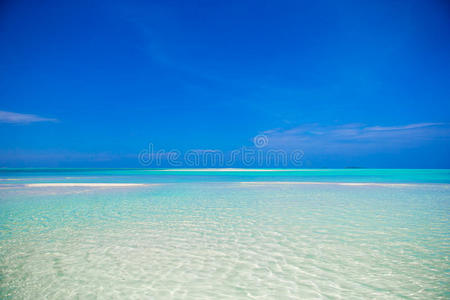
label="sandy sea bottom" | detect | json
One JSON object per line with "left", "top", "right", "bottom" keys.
{"left": 0, "top": 182, "right": 449, "bottom": 299}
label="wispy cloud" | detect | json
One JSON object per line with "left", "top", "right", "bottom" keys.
{"left": 0, "top": 110, "right": 58, "bottom": 124}
{"left": 260, "top": 122, "right": 450, "bottom": 153}
{"left": 364, "top": 123, "right": 444, "bottom": 131}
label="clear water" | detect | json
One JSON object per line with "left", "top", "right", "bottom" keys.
{"left": 0, "top": 169, "right": 449, "bottom": 299}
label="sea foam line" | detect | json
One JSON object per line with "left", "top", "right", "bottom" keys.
{"left": 239, "top": 181, "right": 438, "bottom": 187}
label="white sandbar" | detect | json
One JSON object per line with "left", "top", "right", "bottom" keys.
{"left": 161, "top": 168, "right": 281, "bottom": 172}
{"left": 25, "top": 183, "right": 152, "bottom": 188}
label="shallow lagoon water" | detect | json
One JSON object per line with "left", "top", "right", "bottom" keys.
{"left": 0, "top": 169, "right": 449, "bottom": 299}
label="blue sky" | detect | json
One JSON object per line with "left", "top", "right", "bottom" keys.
{"left": 0, "top": 0, "right": 449, "bottom": 168}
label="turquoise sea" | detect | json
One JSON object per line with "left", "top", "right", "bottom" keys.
{"left": 0, "top": 169, "right": 449, "bottom": 299}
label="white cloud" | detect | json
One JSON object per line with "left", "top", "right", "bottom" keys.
{"left": 0, "top": 110, "right": 58, "bottom": 124}
{"left": 259, "top": 122, "right": 450, "bottom": 153}
{"left": 365, "top": 123, "right": 444, "bottom": 131}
